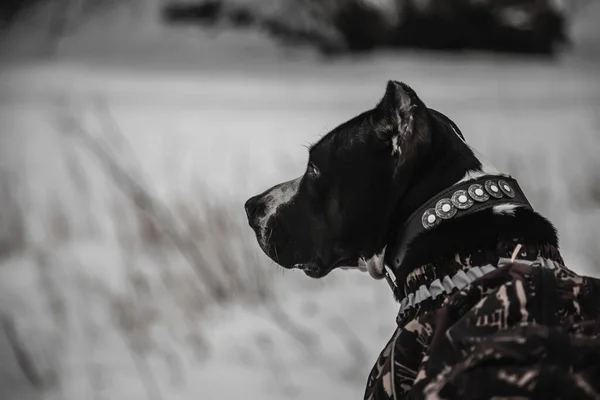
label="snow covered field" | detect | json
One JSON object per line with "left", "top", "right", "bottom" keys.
{"left": 1, "top": 4, "right": 600, "bottom": 399}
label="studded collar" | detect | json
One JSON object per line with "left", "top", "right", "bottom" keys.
{"left": 383, "top": 175, "right": 533, "bottom": 293}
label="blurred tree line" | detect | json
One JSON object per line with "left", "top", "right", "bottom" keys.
{"left": 1, "top": 0, "right": 40, "bottom": 26}
{"left": 0, "top": 0, "right": 129, "bottom": 35}
{"left": 0, "top": 0, "right": 144, "bottom": 56}
{"left": 163, "top": 0, "right": 572, "bottom": 55}
{"left": 1, "top": 0, "right": 592, "bottom": 56}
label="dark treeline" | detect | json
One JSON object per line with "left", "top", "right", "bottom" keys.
{"left": 163, "top": 0, "right": 570, "bottom": 55}
{"left": 0, "top": 0, "right": 42, "bottom": 26}
{"left": 0, "top": 0, "right": 129, "bottom": 32}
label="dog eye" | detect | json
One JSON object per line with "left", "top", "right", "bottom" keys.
{"left": 307, "top": 162, "right": 320, "bottom": 177}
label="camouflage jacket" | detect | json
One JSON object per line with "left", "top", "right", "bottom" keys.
{"left": 364, "top": 242, "right": 600, "bottom": 399}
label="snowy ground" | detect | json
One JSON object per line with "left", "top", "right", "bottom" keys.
{"left": 1, "top": 3, "right": 600, "bottom": 400}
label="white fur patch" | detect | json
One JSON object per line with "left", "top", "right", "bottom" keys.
{"left": 391, "top": 135, "right": 402, "bottom": 156}
{"left": 359, "top": 247, "right": 387, "bottom": 280}
{"left": 339, "top": 265, "right": 368, "bottom": 273}
{"left": 493, "top": 204, "right": 518, "bottom": 216}
{"left": 256, "top": 177, "right": 301, "bottom": 246}
{"left": 447, "top": 128, "right": 519, "bottom": 216}
{"left": 447, "top": 124, "right": 506, "bottom": 184}
{"left": 458, "top": 145, "right": 506, "bottom": 183}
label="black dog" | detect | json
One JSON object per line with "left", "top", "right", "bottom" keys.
{"left": 245, "top": 82, "right": 600, "bottom": 399}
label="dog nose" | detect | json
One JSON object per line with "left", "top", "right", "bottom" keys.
{"left": 244, "top": 195, "right": 261, "bottom": 220}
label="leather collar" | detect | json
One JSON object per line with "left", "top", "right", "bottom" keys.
{"left": 383, "top": 174, "right": 533, "bottom": 293}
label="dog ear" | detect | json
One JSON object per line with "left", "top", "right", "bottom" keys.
{"left": 374, "top": 81, "right": 428, "bottom": 156}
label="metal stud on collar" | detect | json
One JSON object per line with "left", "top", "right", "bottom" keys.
{"left": 468, "top": 183, "right": 490, "bottom": 202}
{"left": 422, "top": 208, "right": 441, "bottom": 229}
{"left": 484, "top": 180, "right": 503, "bottom": 199}
{"left": 451, "top": 190, "right": 473, "bottom": 210}
{"left": 435, "top": 198, "right": 457, "bottom": 219}
{"left": 498, "top": 180, "right": 515, "bottom": 198}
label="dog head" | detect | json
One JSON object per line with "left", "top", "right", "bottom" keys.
{"left": 245, "top": 81, "right": 473, "bottom": 278}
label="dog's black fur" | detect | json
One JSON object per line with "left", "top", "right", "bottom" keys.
{"left": 245, "top": 81, "right": 558, "bottom": 285}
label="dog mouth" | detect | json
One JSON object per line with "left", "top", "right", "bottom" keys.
{"left": 250, "top": 219, "right": 360, "bottom": 278}
{"left": 293, "top": 257, "right": 357, "bottom": 278}
{"left": 254, "top": 225, "right": 288, "bottom": 263}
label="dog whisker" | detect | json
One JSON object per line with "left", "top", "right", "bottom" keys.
{"left": 301, "top": 141, "right": 314, "bottom": 151}
{"left": 274, "top": 245, "right": 280, "bottom": 264}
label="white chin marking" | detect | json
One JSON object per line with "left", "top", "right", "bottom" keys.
{"left": 359, "top": 247, "right": 387, "bottom": 280}
{"left": 493, "top": 204, "right": 518, "bottom": 216}
{"left": 339, "top": 265, "right": 368, "bottom": 273}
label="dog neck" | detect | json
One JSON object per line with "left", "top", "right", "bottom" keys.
{"left": 388, "top": 174, "right": 534, "bottom": 271}
{"left": 379, "top": 111, "right": 560, "bottom": 317}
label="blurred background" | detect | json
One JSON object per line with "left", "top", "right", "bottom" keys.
{"left": 0, "top": 1, "right": 599, "bottom": 399}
